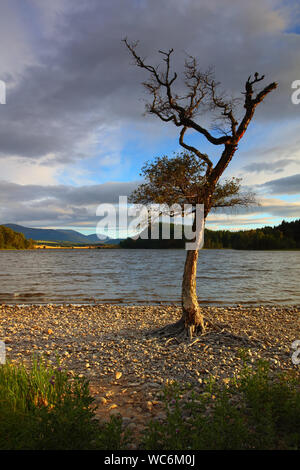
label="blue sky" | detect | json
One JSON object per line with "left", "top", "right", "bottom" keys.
{"left": 0, "top": 0, "right": 299, "bottom": 235}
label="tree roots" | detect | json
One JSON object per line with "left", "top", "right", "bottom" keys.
{"left": 146, "top": 316, "right": 261, "bottom": 347}
{"left": 146, "top": 317, "right": 205, "bottom": 342}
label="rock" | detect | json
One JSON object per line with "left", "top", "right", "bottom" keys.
{"left": 121, "top": 417, "right": 131, "bottom": 427}
{"left": 127, "top": 422, "right": 137, "bottom": 431}
{"left": 98, "top": 396, "right": 107, "bottom": 405}
{"left": 151, "top": 400, "right": 161, "bottom": 406}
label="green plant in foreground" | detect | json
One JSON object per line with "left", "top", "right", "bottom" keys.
{"left": 1, "top": 357, "right": 299, "bottom": 450}
{"left": 141, "top": 360, "right": 300, "bottom": 450}
{"left": 0, "top": 357, "right": 127, "bottom": 450}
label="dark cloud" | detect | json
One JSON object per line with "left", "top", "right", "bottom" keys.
{"left": 0, "top": 0, "right": 299, "bottom": 165}
{"left": 243, "top": 158, "right": 298, "bottom": 174}
{"left": 0, "top": 1, "right": 299, "bottom": 230}
{"left": 259, "top": 173, "right": 300, "bottom": 194}
{"left": 0, "top": 179, "right": 140, "bottom": 227}
{"left": 0, "top": 179, "right": 298, "bottom": 228}
{"left": 0, "top": 180, "right": 139, "bottom": 205}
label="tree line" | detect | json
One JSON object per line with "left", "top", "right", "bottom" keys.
{"left": 0, "top": 225, "right": 34, "bottom": 249}
{"left": 120, "top": 219, "right": 300, "bottom": 250}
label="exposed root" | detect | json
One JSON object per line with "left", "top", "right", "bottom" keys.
{"left": 204, "top": 319, "right": 230, "bottom": 331}
{"left": 187, "top": 337, "right": 201, "bottom": 347}
{"left": 165, "top": 337, "right": 180, "bottom": 346}
{"left": 146, "top": 317, "right": 261, "bottom": 348}
{"left": 146, "top": 319, "right": 186, "bottom": 339}
{"left": 146, "top": 318, "right": 204, "bottom": 342}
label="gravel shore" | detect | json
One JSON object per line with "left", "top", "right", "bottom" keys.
{"left": 1, "top": 303, "right": 299, "bottom": 381}
{"left": 1, "top": 303, "right": 299, "bottom": 441}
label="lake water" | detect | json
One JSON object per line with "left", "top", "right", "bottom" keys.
{"left": 0, "top": 249, "right": 299, "bottom": 305}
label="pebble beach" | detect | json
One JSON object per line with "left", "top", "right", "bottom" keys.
{"left": 1, "top": 303, "right": 299, "bottom": 441}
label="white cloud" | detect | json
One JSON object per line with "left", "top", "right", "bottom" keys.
{"left": 0, "top": 155, "right": 62, "bottom": 185}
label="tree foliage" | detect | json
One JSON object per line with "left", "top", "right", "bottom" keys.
{"left": 205, "top": 220, "right": 300, "bottom": 250}
{"left": 130, "top": 151, "right": 255, "bottom": 211}
{"left": 0, "top": 225, "right": 34, "bottom": 249}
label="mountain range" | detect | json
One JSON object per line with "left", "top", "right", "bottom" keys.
{"left": 3, "top": 224, "right": 122, "bottom": 244}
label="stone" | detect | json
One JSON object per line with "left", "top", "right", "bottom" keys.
{"left": 121, "top": 417, "right": 131, "bottom": 427}
{"left": 98, "top": 396, "right": 107, "bottom": 405}
{"left": 127, "top": 422, "right": 137, "bottom": 431}
{"left": 109, "top": 403, "right": 118, "bottom": 410}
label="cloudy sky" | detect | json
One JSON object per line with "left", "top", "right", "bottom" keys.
{"left": 0, "top": 0, "right": 299, "bottom": 234}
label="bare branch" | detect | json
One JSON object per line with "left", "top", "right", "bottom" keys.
{"left": 123, "top": 38, "right": 231, "bottom": 146}
{"left": 236, "top": 76, "right": 277, "bottom": 140}
{"left": 124, "top": 39, "right": 277, "bottom": 214}
{"left": 179, "top": 127, "right": 213, "bottom": 174}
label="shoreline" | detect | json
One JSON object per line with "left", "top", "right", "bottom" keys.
{"left": 1, "top": 303, "right": 299, "bottom": 381}
{"left": 1, "top": 301, "right": 300, "bottom": 307}
{"left": 1, "top": 303, "right": 299, "bottom": 438}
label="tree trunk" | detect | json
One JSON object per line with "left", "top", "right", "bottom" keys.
{"left": 180, "top": 248, "right": 205, "bottom": 337}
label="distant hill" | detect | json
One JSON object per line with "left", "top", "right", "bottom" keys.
{"left": 4, "top": 219, "right": 299, "bottom": 249}
{"left": 3, "top": 224, "right": 121, "bottom": 245}
{"left": 85, "top": 233, "right": 122, "bottom": 244}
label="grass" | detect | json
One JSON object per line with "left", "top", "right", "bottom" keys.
{"left": 0, "top": 357, "right": 127, "bottom": 450}
{"left": 0, "top": 355, "right": 299, "bottom": 450}
{"left": 141, "top": 356, "right": 300, "bottom": 450}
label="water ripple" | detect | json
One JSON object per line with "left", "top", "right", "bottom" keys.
{"left": 0, "top": 249, "right": 299, "bottom": 305}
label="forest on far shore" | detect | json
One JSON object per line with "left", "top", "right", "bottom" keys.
{"left": 1, "top": 219, "right": 299, "bottom": 250}
{"left": 120, "top": 219, "right": 300, "bottom": 250}
{"left": 0, "top": 225, "right": 34, "bottom": 249}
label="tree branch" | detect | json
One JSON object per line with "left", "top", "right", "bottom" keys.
{"left": 179, "top": 127, "right": 213, "bottom": 174}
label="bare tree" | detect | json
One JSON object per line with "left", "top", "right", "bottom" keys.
{"left": 123, "top": 39, "right": 277, "bottom": 338}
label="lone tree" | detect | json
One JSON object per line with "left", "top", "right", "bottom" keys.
{"left": 130, "top": 152, "right": 255, "bottom": 337}
{"left": 124, "top": 39, "right": 277, "bottom": 338}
